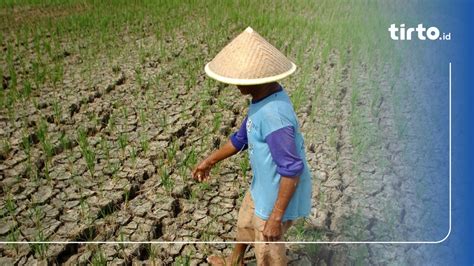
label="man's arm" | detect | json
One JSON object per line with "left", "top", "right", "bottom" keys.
{"left": 263, "top": 175, "right": 300, "bottom": 241}
{"left": 192, "top": 116, "right": 248, "bottom": 182}
{"left": 263, "top": 125, "right": 304, "bottom": 241}
{"left": 192, "top": 140, "right": 239, "bottom": 182}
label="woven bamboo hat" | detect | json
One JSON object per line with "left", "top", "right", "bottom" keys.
{"left": 205, "top": 27, "right": 296, "bottom": 85}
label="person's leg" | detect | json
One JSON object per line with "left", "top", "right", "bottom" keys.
{"left": 207, "top": 191, "right": 254, "bottom": 266}
{"left": 207, "top": 244, "right": 247, "bottom": 266}
{"left": 253, "top": 217, "right": 294, "bottom": 266}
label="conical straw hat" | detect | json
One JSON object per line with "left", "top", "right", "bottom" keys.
{"left": 205, "top": 27, "right": 296, "bottom": 85}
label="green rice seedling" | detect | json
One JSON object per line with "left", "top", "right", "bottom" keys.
{"left": 121, "top": 106, "right": 128, "bottom": 119}
{"left": 160, "top": 167, "right": 173, "bottom": 193}
{"left": 0, "top": 138, "right": 11, "bottom": 159}
{"left": 30, "top": 231, "right": 48, "bottom": 259}
{"left": 198, "top": 181, "right": 210, "bottom": 192}
{"left": 22, "top": 79, "right": 33, "bottom": 99}
{"left": 139, "top": 108, "right": 147, "bottom": 126}
{"left": 43, "top": 37, "right": 52, "bottom": 58}
{"left": 5, "top": 192, "right": 16, "bottom": 218}
{"left": 32, "top": 206, "right": 44, "bottom": 229}
{"left": 90, "top": 250, "right": 107, "bottom": 266}
{"left": 183, "top": 147, "right": 197, "bottom": 170}
{"left": 107, "top": 114, "right": 116, "bottom": 132}
{"left": 77, "top": 128, "right": 96, "bottom": 178}
{"left": 4, "top": 91, "right": 17, "bottom": 122}
{"left": 139, "top": 46, "right": 148, "bottom": 65}
{"left": 158, "top": 39, "right": 166, "bottom": 59}
{"left": 135, "top": 66, "right": 143, "bottom": 89}
{"left": 139, "top": 134, "right": 149, "bottom": 156}
{"left": 319, "top": 189, "right": 326, "bottom": 207}
{"left": 352, "top": 245, "right": 370, "bottom": 266}
{"left": 124, "top": 188, "right": 131, "bottom": 207}
{"left": 130, "top": 146, "right": 137, "bottom": 168}
{"left": 216, "top": 97, "right": 230, "bottom": 110}
{"left": 52, "top": 100, "right": 62, "bottom": 125}
{"left": 58, "top": 132, "right": 70, "bottom": 153}
{"left": 43, "top": 164, "right": 52, "bottom": 183}
{"left": 148, "top": 245, "right": 159, "bottom": 264}
{"left": 99, "top": 137, "right": 110, "bottom": 161}
{"left": 112, "top": 64, "right": 121, "bottom": 74}
{"left": 188, "top": 188, "right": 198, "bottom": 203}
{"left": 369, "top": 85, "right": 382, "bottom": 119}
{"left": 239, "top": 154, "right": 250, "bottom": 183}
{"left": 118, "top": 132, "right": 128, "bottom": 158}
{"left": 7, "top": 225, "right": 20, "bottom": 254}
{"left": 37, "top": 119, "right": 53, "bottom": 181}
{"left": 118, "top": 229, "right": 126, "bottom": 252}
{"left": 32, "top": 60, "right": 46, "bottom": 90}
{"left": 6, "top": 45, "right": 17, "bottom": 92}
{"left": 290, "top": 219, "right": 306, "bottom": 241}
{"left": 37, "top": 120, "right": 50, "bottom": 153}
{"left": 174, "top": 255, "right": 191, "bottom": 266}
{"left": 178, "top": 165, "right": 188, "bottom": 182}
{"left": 79, "top": 197, "right": 89, "bottom": 220}
{"left": 159, "top": 113, "right": 167, "bottom": 129}
{"left": 212, "top": 113, "right": 222, "bottom": 133}
{"left": 166, "top": 139, "right": 178, "bottom": 163}
{"left": 83, "top": 147, "right": 96, "bottom": 178}
{"left": 51, "top": 62, "right": 63, "bottom": 89}
{"left": 87, "top": 112, "right": 99, "bottom": 128}
{"left": 291, "top": 86, "right": 307, "bottom": 113}
{"left": 328, "top": 127, "right": 337, "bottom": 150}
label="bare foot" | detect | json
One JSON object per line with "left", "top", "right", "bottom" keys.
{"left": 207, "top": 255, "right": 244, "bottom": 266}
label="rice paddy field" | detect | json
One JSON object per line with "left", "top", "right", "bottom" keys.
{"left": 0, "top": 0, "right": 450, "bottom": 265}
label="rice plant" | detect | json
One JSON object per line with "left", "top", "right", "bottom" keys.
{"left": 239, "top": 154, "right": 250, "bottom": 183}
{"left": 90, "top": 251, "right": 107, "bottom": 266}
{"left": 52, "top": 100, "right": 62, "bottom": 125}
{"left": 139, "top": 134, "right": 150, "bottom": 156}
{"left": 30, "top": 231, "right": 48, "bottom": 259}
{"left": 130, "top": 146, "right": 137, "bottom": 168}
{"left": 118, "top": 132, "right": 128, "bottom": 158}
{"left": 37, "top": 119, "right": 54, "bottom": 181}
{"left": 1, "top": 138, "right": 11, "bottom": 160}
{"left": 160, "top": 167, "right": 173, "bottom": 193}
{"left": 77, "top": 128, "right": 96, "bottom": 178}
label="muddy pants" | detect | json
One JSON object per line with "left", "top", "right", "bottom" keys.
{"left": 236, "top": 191, "right": 294, "bottom": 266}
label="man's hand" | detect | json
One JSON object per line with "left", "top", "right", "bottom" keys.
{"left": 262, "top": 217, "right": 283, "bottom": 242}
{"left": 191, "top": 140, "right": 240, "bottom": 182}
{"left": 263, "top": 175, "right": 300, "bottom": 242}
{"left": 192, "top": 159, "right": 213, "bottom": 182}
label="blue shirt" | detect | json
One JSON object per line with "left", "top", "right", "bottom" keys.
{"left": 231, "top": 86, "right": 312, "bottom": 221}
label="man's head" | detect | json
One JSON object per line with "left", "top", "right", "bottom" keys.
{"left": 236, "top": 82, "right": 280, "bottom": 97}
{"left": 236, "top": 85, "right": 257, "bottom": 95}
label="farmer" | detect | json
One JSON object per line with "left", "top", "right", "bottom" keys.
{"left": 192, "top": 27, "right": 312, "bottom": 266}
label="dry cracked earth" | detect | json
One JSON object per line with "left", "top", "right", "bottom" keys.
{"left": 0, "top": 26, "right": 446, "bottom": 265}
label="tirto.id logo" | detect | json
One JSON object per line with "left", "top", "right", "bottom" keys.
{"left": 388, "top": 24, "right": 451, "bottom": 41}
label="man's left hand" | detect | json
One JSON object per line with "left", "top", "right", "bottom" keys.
{"left": 262, "top": 218, "right": 282, "bottom": 242}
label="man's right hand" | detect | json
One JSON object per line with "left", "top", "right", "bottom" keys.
{"left": 192, "top": 159, "right": 214, "bottom": 182}
{"left": 191, "top": 139, "right": 240, "bottom": 182}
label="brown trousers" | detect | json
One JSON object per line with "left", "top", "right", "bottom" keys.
{"left": 236, "top": 191, "right": 294, "bottom": 266}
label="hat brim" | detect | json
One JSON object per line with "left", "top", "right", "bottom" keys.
{"left": 204, "top": 62, "right": 297, "bottom": 85}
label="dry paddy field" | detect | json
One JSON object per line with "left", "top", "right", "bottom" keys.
{"left": 0, "top": 1, "right": 445, "bottom": 265}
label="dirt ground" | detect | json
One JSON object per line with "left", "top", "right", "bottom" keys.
{"left": 0, "top": 3, "right": 448, "bottom": 265}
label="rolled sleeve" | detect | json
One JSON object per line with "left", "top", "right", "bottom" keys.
{"left": 230, "top": 116, "right": 248, "bottom": 151}
{"left": 265, "top": 126, "right": 304, "bottom": 177}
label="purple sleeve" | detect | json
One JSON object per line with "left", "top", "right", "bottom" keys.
{"left": 230, "top": 116, "right": 248, "bottom": 151}
{"left": 265, "top": 126, "right": 304, "bottom": 177}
